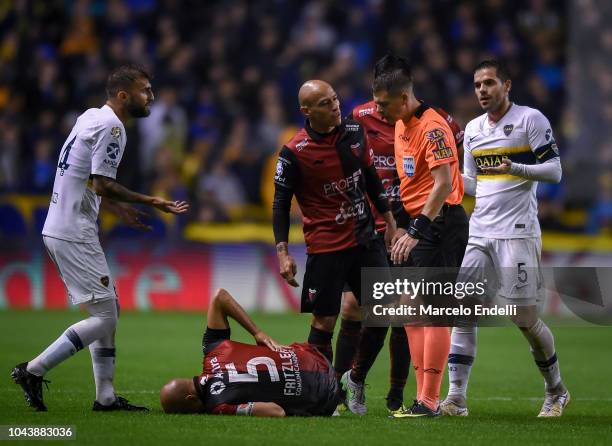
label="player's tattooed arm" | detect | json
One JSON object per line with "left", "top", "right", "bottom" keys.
{"left": 208, "top": 288, "right": 286, "bottom": 351}
{"left": 92, "top": 175, "right": 189, "bottom": 214}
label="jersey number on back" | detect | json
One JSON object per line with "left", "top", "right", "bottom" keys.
{"left": 58, "top": 136, "right": 76, "bottom": 176}
{"left": 225, "top": 357, "right": 280, "bottom": 383}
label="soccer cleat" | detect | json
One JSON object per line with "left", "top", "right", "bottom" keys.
{"left": 340, "top": 371, "right": 367, "bottom": 415}
{"left": 387, "top": 403, "right": 408, "bottom": 417}
{"left": 11, "top": 362, "right": 49, "bottom": 412}
{"left": 440, "top": 397, "right": 469, "bottom": 417}
{"left": 389, "top": 401, "right": 441, "bottom": 419}
{"left": 538, "top": 387, "right": 570, "bottom": 417}
{"left": 93, "top": 396, "right": 149, "bottom": 412}
{"left": 386, "top": 396, "right": 404, "bottom": 412}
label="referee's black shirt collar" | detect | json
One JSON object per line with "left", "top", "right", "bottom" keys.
{"left": 414, "top": 101, "right": 430, "bottom": 119}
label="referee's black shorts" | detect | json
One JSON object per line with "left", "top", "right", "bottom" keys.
{"left": 301, "top": 237, "right": 388, "bottom": 316}
{"left": 409, "top": 204, "right": 469, "bottom": 268}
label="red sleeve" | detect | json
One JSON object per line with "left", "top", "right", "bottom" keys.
{"left": 423, "top": 123, "right": 457, "bottom": 170}
{"left": 434, "top": 107, "right": 464, "bottom": 147}
{"left": 211, "top": 403, "right": 239, "bottom": 415}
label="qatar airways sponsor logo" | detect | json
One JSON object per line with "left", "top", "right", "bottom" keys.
{"left": 323, "top": 169, "right": 361, "bottom": 196}
{"left": 373, "top": 155, "right": 396, "bottom": 170}
{"left": 335, "top": 198, "right": 366, "bottom": 225}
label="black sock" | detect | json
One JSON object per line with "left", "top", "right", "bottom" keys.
{"left": 388, "top": 326, "right": 410, "bottom": 401}
{"left": 334, "top": 319, "right": 361, "bottom": 380}
{"left": 308, "top": 325, "right": 334, "bottom": 363}
{"left": 350, "top": 326, "right": 388, "bottom": 383}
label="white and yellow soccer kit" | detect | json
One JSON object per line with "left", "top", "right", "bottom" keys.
{"left": 462, "top": 103, "right": 561, "bottom": 303}
{"left": 42, "top": 105, "right": 126, "bottom": 304}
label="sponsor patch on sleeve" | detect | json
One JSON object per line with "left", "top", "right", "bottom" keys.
{"left": 426, "top": 128, "right": 446, "bottom": 142}
{"left": 432, "top": 146, "right": 454, "bottom": 160}
{"left": 427, "top": 128, "right": 454, "bottom": 161}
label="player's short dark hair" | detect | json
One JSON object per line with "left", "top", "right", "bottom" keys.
{"left": 372, "top": 54, "right": 413, "bottom": 95}
{"left": 474, "top": 60, "right": 511, "bottom": 82}
{"left": 106, "top": 64, "right": 152, "bottom": 98}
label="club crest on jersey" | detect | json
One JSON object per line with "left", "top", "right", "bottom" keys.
{"left": 308, "top": 288, "right": 317, "bottom": 302}
{"left": 503, "top": 124, "right": 514, "bottom": 136}
{"left": 111, "top": 126, "right": 121, "bottom": 139}
{"left": 100, "top": 276, "right": 109, "bottom": 287}
{"left": 210, "top": 381, "right": 226, "bottom": 395}
{"left": 403, "top": 155, "right": 415, "bottom": 177}
{"left": 545, "top": 129, "right": 552, "bottom": 141}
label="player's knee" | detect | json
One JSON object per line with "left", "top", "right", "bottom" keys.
{"left": 511, "top": 307, "right": 538, "bottom": 329}
{"left": 312, "top": 314, "right": 337, "bottom": 332}
{"left": 340, "top": 292, "right": 360, "bottom": 321}
{"left": 211, "top": 288, "right": 230, "bottom": 304}
{"left": 97, "top": 314, "right": 117, "bottom": 338}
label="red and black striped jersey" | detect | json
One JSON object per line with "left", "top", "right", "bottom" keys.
{"left": 273, "top": 119, "right": 389, "bottom": 254}
{"left": 195, "top": 340, "right": 337, "bottom": 416}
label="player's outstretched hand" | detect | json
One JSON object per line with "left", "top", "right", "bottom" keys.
{"left": 481, "top": 157, "right": 512, "bottom": 174}
{"left": 151, "top": 198, "right": 190, "bottom": 215}
{"left": 117, "top": 204, "right": 153, "bottom": 232}
{"left": 254, "top": 331, "right": 287, "bottom": 351}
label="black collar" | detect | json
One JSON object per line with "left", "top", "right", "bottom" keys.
{"left": 305, "top": 119, "right": 338, "bottom": 143}
{"left": 193, "top": 376, "right": 207, "bottom": 405}
{"left": 414, "top": 101, "right": 430, "bottom": 119}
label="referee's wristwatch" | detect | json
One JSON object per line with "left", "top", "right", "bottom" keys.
{"left": 407, "top": 214, "right": 431, "bottom": 239}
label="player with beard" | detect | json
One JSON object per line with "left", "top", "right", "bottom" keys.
{"left": 12, "top": 64, "right": 189, "bottom": 412}
{"left": 441, "top": 60, "right": 569, "bottom": 418}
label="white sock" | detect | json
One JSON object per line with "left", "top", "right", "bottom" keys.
{"left": 447, "top": 326, "right": 477, "bottom": 401}
{"left": 27, "top": 328, "right": 84, "bottom": 376}
{"left": 27, "top": 298, "right": 118, "bottom": 378}
{"left": 90, "top": 336, "right": 116, "bottom": 405}
{"left": 520, "top": 319, "right": 562, "bottom": 391}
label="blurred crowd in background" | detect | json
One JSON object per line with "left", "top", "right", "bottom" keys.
{"left": 0, "top": 0, "right": 609, "bottom": 234}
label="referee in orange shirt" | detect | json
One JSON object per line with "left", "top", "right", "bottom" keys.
{"left": 372, "top": 54, "right": 469, "bottom": 417}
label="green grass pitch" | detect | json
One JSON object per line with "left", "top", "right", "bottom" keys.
{"left": 1, "top": 310, "right": 611, "bottom": 445}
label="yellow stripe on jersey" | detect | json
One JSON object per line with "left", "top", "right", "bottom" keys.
{"left": 476, "top": 173, "right": 523, "bottom": 180}
{"left": 471, "top": 145, "right": 531, "bottom": 157}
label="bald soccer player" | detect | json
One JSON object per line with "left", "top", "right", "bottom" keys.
{"left": 272, "top": 81, "right": 395, "bottom": 389}
{"left": 160, "top": 288, "right": 340, "bottom": 417}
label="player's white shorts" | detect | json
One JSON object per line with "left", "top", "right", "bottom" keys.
{"left": 43, "top": 235, "right": 117, "bottom": 305}
{"left": 460, "top": 236, "right": 543, "bottom": 305}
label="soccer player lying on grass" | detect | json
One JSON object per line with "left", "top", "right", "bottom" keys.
{"left": 160, "top": 288, "right": 341, "bottom": 417}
